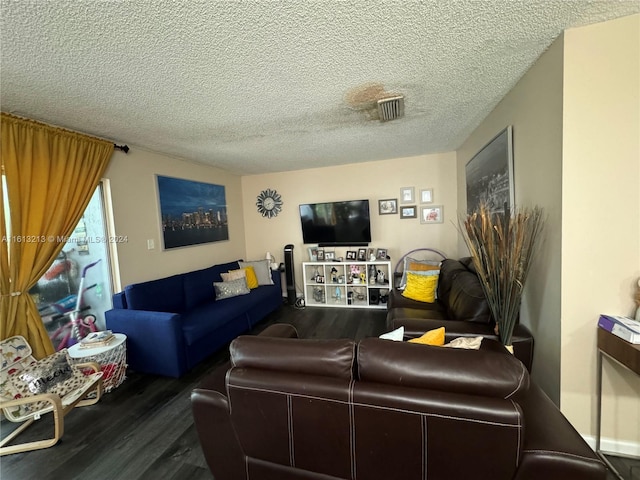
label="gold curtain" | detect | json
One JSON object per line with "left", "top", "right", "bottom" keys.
{"left": 0, "top": 113, "right": 114, "bottom": 358}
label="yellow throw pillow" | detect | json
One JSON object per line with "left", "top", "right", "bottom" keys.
{"left": 402, "top": 272, "right": 438, "bottom": 303}
{"left": 408, "top": 327, "right": 445, "bottom": 346}
{"left": 242, "top": 266, "right": 259, "bottom": 289}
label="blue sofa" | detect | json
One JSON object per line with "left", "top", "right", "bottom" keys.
{"left": 105, "top": 260, "right": 283, "bottom": 377}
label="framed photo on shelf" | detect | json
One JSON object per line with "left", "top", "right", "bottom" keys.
{"left": 420, "top": 205, "right": 444, "bottom": 224}
{"left": 324, "top": 251, "right": 335, "bottom": 260}
{"left": 357, "top": 248, "right": 367, "bottom": 261}
{"left": 420, "top": 188, "right": 433, "bottom": 204}
{"left": 307, "top": 247, "right": 318, "bottom": 261}
{"left": 367, "top": 248, "right": 375, "bottom": 260}
{"left": 400, "top": 205, "right": 417, "bottom": 219}
{"left": 346, "top": 250, "right": 357, "bottom": 260}
{"left": 317, "top": 249, "right": 325, "bottom": 261}
{"left": 378, "top": 199, "right": 398, "bottom": 215}
{"left": 400, "top": 187, "right": 415, "bottom": 204}
{"left": 376, "top": 248, "right": 388, "bottom": 260}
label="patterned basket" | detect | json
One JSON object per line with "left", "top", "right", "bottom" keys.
{"left": 73, "top": 342, "right": 127, "bottom": 392}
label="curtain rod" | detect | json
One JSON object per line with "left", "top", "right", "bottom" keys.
{"left": 114, "top": 144, "right": 130, "bottom": 153}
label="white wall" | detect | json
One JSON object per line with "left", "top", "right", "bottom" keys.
{"left": 103, "top": 147, "right": 246, "bottom": 288}
{"left": 561, "top": 14, "right": 640, "bottom": 452}
{"left": 241, "top": 153, "right": 458, "bottom": 295}
{"left": 456, "top": 33, "right": 564, "bottom": 401}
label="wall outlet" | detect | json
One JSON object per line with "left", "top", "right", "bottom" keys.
{"left": 147, "top": 239, "right": 155, "bottom": 250}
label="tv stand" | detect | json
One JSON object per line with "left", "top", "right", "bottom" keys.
{"left": 302, "top": 260, "right": 392, "bottom": 309}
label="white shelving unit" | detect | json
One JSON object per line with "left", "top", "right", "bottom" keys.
{"left": 302, "top": 261, "right": 392, "bottom": 309}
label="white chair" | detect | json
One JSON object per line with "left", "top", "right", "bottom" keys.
{"left": 0, "top": 335, "right": 103, "bottom": 455}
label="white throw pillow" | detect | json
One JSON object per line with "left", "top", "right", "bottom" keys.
{"left": 379, "top": 326, "right": 405, "bottom": 341}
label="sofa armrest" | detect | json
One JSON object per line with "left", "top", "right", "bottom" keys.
{"left": 191, "top": 389, "right": 247, "bottom": 480}
{"left": 105, "top": 308, "right": 187, "bottom": 377}
{"left": 513, "top": 383, "right": 606, "bottom": 480}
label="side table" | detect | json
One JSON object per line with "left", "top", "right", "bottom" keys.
{"left": 68, "top": 333, "right": 128, "bottom": 392}
{"left": 596, "top": 327, "right": 640, "bottom": 480}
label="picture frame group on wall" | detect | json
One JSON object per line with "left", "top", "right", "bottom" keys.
{"left": 378, "top": 199, "right": 398, "bottom": 215}
{"left": 420, "top": 205, "right": 444, "bottom": 224}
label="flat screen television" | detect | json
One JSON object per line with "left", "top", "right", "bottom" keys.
{"left": 299, "top": 199, "right": 371, "bottom": 246}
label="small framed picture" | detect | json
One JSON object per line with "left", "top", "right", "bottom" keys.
{"left": 308, "top": 247, "right": 318, "bottom": 261}
{"left": 325, "top": 251, "right": 335, "bottom": 260}
{"left": 346, "top": 250, "right": 357, "bottom": 260}
{"left": 357, "top": 248, "right": 367, "bottom": 261}
{"left": 376, "top": 248, "right": 388, "bottom": 259}
{"left": 420, "top": 188, "right": 433, "bottom": 204}
{"left": 400, "top": 187, "right": 415, "bottom": 204}
{"left": 400, "top": 205, "right": 417, "bottom": 219}
{"left": 378, "top": 199, "right": 398, "bottom": 215}
{"left": 367, "top": 248, "right": 375, "bottom": 261}
{"left": 420, "top": 205, "right": 444, "bottom": 224}
{"left": 317, "top": 249, "right": 325, "bottom": 261}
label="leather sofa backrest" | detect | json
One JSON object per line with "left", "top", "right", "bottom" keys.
{"left": 227, "top": 336, "right": 357, "bottom": 479}
{"left": 225, "top": 336, "right": 528, "bottom": 480}
{"left": 357, "top": 338, "right": 529, "bottom": 397}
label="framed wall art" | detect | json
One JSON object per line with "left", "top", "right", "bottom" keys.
{"left": 420, "top": 205, "right": 444, "bottom": 224}
{"left": 400, "top": 187, "right": 415, "bottom": 204}
{"left": 156, "top": 175, "right": 228, "bottom": 249}
{"left": 400, "top": 205, "right": 417, "bottom": 219}
{"left": 420, "top": 188, "right": 433, "bottom": 204}
{"left": 465, "top": 126, "right": 514, "bottom": 214}
{"left": 378, "top": 199, "right": 398, "bottom": 215}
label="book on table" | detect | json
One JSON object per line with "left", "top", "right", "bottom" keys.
{"left": 79, "top": 330, "right": 115, "bottom": 348}
{"left": 598, "top": 314, "right": 640, "bottom": 344}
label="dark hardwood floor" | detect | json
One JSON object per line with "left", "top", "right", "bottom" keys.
{"left": 2, "top": 304, "right": 638, "bottom": 479}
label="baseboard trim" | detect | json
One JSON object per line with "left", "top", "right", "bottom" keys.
{"left": 583, "top": 435, "right": 640, "bottom": 457}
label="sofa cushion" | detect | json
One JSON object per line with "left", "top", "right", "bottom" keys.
{"left": 447, "top": 271, "right": 492, "bottom": 323}
{"left": 436, "top": 258, "right": 470, "bottom": 304}
{"left": 182, "top": 297, "right": 250, "bottom": 346}
{"left": 184, "top": 261, "right": 240, "bottom": 309}
{"left": 357, "top": 338, "right": 529, "bottom": 398}
{"left": 125, "top": 273, "right": 185, "bottom": 313}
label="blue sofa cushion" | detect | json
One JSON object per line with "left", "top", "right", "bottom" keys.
{"left": 184, "top": 260, "right": 240, "bottom": 309}
{"left": 182, "top": 296, "right": 251, "bottom": 346}
{"left": 125, "top": 274, "right": 186, "bottom": 313}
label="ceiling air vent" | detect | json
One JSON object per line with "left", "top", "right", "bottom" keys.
{"left": 377, "top": 95, "right": 404, "bottom": 122}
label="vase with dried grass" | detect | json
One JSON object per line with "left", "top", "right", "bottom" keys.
{"left": 459, "top": 203, "right": 544, "bottom": 351}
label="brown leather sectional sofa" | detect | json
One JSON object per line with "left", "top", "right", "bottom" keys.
{"left": 387, "top": 257, "right": 535, "bottom": 371}
{"left": 191, "top": 324, "right": 605, "bottom": 480}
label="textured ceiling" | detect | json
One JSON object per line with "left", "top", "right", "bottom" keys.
{"left": 1, "top": 1, "right": 638, "bottom": 175}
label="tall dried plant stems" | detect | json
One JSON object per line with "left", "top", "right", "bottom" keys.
{"left": 459, "top": 204, "right": 544, "bottom": 346}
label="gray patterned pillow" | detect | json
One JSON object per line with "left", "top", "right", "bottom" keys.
{"left": 239, "top": 259, "right": 274, "bottom": 285}
{"left": 214, "top": 277, "right": 250, "bottom": 300}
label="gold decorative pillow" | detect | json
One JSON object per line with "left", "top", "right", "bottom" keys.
{"left": 408, "top": 327, "right": 445, "bottom": 346}
{"left": 408, "top": 262, "right": 441, "bottom": 272}
{"left": 241, "top": 266, "right": 259, "bottom": 289}
{"left": 402, "top": 272, "right": 438, "bottom": 303}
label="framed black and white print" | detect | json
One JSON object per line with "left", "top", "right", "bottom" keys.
{"left": 465, "top": 126, "right": 514, "bottom": 214}
{"left": 378, "top": 199, "right": 398, "bottom": 215}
